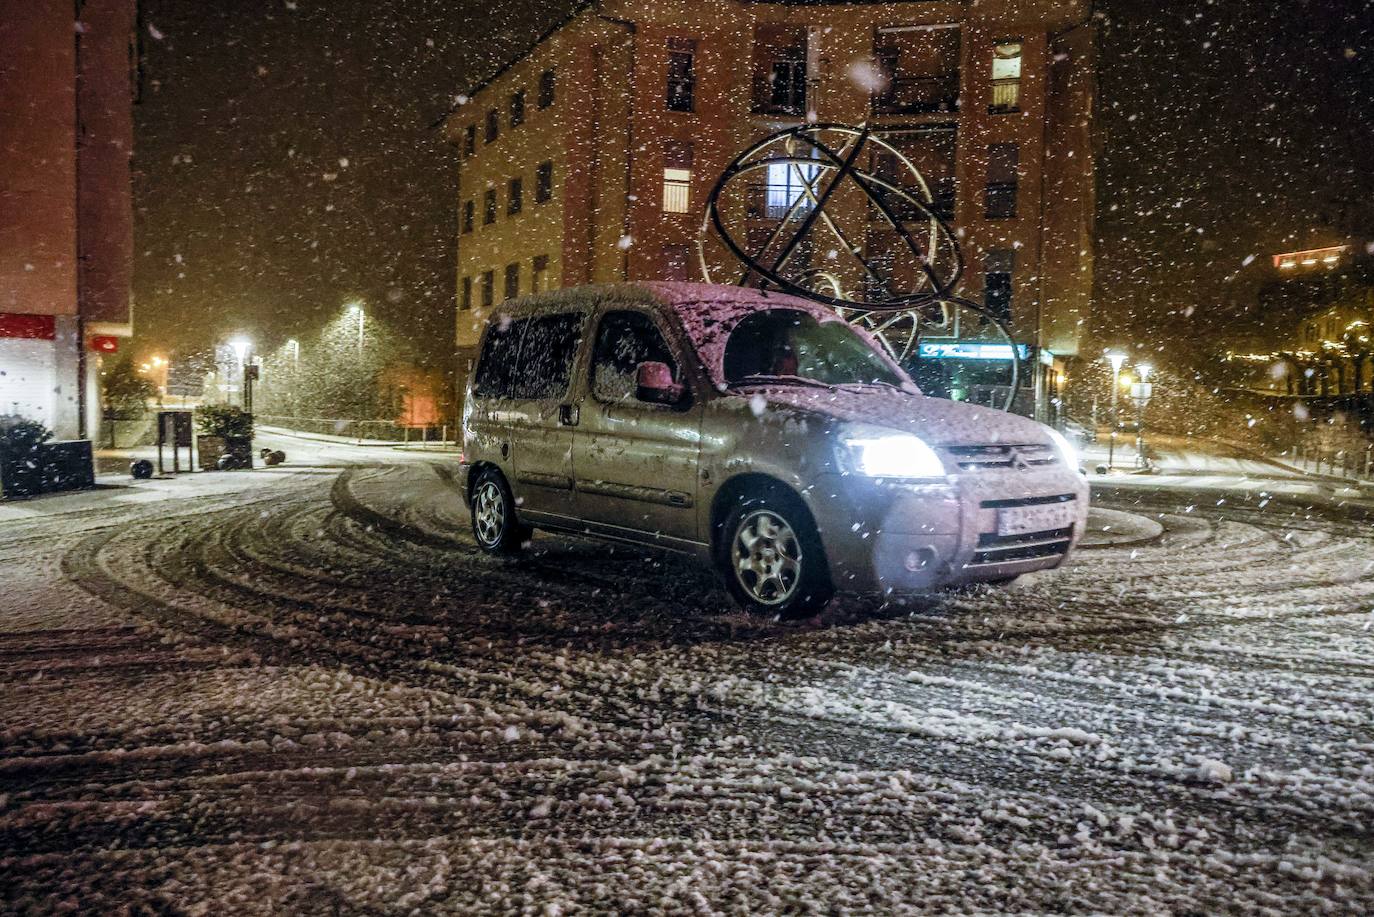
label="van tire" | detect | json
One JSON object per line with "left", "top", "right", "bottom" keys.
{"left": 717, "top": 490, "right": 833, "bottom": 620}
{"left": 470, "top": 468, "right": 529, "bottom": 555}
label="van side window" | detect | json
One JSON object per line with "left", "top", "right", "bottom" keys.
{"left": 592, "top": 311, "right": 678, "bottom": 403}
{"left": 472, "top": 317, "right": 527, "bottom": 398}
{"left": 513, "top": 313, "right": 583, "bottom": 400}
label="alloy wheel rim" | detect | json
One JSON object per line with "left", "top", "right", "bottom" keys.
{"left": 474, "top": 481, "right": 505, "bottom": 546}
{"left": 731, "top": 509, "right": 802, "bottom": 605}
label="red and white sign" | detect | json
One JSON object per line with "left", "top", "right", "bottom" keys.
{"left": 88, "top": 335, "right": 119, "bottom": 353}
{"left": 0, "top": 313, "right": 56, "bottom": 340}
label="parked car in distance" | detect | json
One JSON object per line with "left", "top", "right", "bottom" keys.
{"left": 460, "top": 282, "right": 1089, "bottom": 619}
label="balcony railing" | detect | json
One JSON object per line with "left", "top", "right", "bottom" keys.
{"left": 867, "top": 177, "right": 955, "bottom": 221}
{"left": 873, "top": 73, "right": 960, "bottom": 115}
{"left": 745, "top": 182, "right": 818, "bottom": 221}
{"left": 989, "top": 78, "right": 1020, "bottom": 113}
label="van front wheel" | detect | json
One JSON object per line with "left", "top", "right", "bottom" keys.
{"left": 719, "top": 494, "right": 833, "bottom": 620}
{"left": 470, "top": 468, "right": 529, "bottom": 555}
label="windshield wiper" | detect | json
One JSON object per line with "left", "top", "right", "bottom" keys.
{"left": 731, "top": 374, "right": 836, "bottom": 391}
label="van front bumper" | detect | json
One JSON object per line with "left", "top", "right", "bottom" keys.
{"left": 807, "top": 468, "right": 1089, "bottom": 595}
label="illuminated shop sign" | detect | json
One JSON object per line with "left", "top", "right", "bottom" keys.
{"left": 917, "top": 341, "right": 1029, "bottom": 361}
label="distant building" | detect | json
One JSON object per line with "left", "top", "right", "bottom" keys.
{"left": 442, "top": 0, "right": 1096, "bottom": 419}
{"left": 0, "top": 0, "right": 138, "bottom": 441}
{"left": 1227, "top": 242, "right": 1374, "bottom": 397}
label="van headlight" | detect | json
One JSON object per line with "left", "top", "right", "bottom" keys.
{"left": 841, "top": 429, "right": 945, "bottom": 479}
{"left": 1045, "top": 426, "right": 1078, "bottom": 467}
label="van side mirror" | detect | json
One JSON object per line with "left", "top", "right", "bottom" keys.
{"left": 635, "top": 361, "right": 683, "bottom": 405}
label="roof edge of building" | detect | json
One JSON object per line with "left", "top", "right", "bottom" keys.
{"left": 432, "top": 0, "right": 599, "bottom": 130}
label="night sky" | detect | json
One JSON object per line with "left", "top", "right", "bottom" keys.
{"left": 132, "top": 0, "right": 1374, "bottom": 368}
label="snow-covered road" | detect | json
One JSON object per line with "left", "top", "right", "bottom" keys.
{"left": 2, "top": 454, "right": 1372, "bottom": 914}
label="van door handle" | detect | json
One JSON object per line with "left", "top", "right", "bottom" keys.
{"left": 558, "top": 404, "right": 579, "bottom": 426}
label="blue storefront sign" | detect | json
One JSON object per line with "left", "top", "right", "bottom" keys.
{"left": 917, "top": 341, "right": 1030, "bottom": 361}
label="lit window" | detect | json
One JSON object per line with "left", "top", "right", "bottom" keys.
{"left": 764, "top": 160, "right": 819, "bottom": 219}
{"left": 990, "top": 41, "right": 1022, "bottom": 113}
{"left": 663, "top": 140, "right": 693, "bottom": 213}
{"left": 663, "top": 168, "right": 691, "bottom": 213}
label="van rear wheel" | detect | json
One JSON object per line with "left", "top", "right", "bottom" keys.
{"left": 471, "top": 468, "right": 529, "bottom": 555}
{"left": 718, "top": 492, "right": 832, "bottom": 620}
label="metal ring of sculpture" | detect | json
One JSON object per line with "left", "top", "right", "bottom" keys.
{"left": 699, "top": 122, "right": 963, "bottom": 311}
{"left": 697, "top": 122, "right": 1020, "bottom": 413}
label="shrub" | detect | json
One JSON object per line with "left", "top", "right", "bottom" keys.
{"left": 0, "top": 415, "right": 53, "bottom": 461}
{"left": 196, "top": 404, "right": 254, "bottom": 439}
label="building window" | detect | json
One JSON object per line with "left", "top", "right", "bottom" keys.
{"left": 504, "top": 263, "right": 520, "bottom": 300}
{"left": 510, "top": 89, "right": 525, "bottom": 128}
{"left": 508, "top": 177, "right": 523, "bottom": 215}
{"left": 532, "top": 254, "right": 550, "bottom": 292}
{"left": 769, "top": 49, "right": 807, "bottom": 115}
{"left": 462, "top": 199, "right": 474, "bottom": 233}
{"left": 463, "top": 125, "right": 476, "bottom": 158}
{"left": 484, "top": 188, "right": 497, "bottom": 225}
{"left": 480, "top": 270, "right": 495, "bottom": 307}
{"left": 461, "top": 276, "right": 473, "bottom": 311}
{"left": 661, "top": 244, "right": 692, "bottom": 282}
{"left": 872, "top": 25, "right": 961, "bottom": 115}
{"left": 763, "top": 159, "right": 819, "bottom": 219}
{"left": 538, "top": 69, "right": 556, "bottom": 108}
{"left": 984, "top": 250, "right": 1014, "bottom": 323}
{"left": 984, "top": 143, "right": 1019, "bottom": 219}
{"left": 990, "top": 41, "right": 1022, "bottom": 113}
{"left": 666, "top": 38, "right": 696, "bottom": 112}
{"left": 752, "top": 26, "right": 808, "bottom": 115}
{"left": 536, "top": 161, "right": 553, "bottom": 203}
{"left": 485, "top": 108, "right": 499, "bottom": 143}
{"left": 662, "top": 140, "right": 693, "bottom": 214}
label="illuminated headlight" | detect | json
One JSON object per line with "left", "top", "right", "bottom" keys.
{"left": 1045, "top": 426, "right": 1078, "bottom": 468}
{"left": 841, "top": 429, "right": 945, "bottom": 479}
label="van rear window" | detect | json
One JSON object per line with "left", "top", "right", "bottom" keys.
{"left": 473, "top": 318, "right": 527, "bottom": 398}
{"left": 472, "top": 312, "right": 583, "bottom": 400}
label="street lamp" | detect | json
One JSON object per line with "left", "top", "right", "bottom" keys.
{"left": 347, "top": 301, "right": 364, "bottom": 357}
{"left": 1132, "top": 363, "right": 1154, "bottom": 469}
{"left": 228, "top": 337, "right": 253, "bottom": 410}
{"left": 1104, "top": 350, "right": 1127, "bottom": 470}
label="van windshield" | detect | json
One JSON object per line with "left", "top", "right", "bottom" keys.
{"left": 722, "top": 310, "right": 908, "bottom": 389}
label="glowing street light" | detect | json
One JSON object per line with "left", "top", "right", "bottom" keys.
{"left": 1104, "top": 350, "right": 1127, "bottom": 470}
{"left": 347, "top": 301, "right": 364, "bottom": 356}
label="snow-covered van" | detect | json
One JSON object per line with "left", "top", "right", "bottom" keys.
{"left": 460, "top": 282, "right": 1088, "bottom": 618}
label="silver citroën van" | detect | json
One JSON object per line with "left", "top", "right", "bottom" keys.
{"left": 460, "top": 282, "right": 1088, "bottom": 619}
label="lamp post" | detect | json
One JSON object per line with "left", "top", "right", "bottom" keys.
{"left": 1104, "top": 350, "right": 1127, "bottom": 470}
{"left": 229, "top": 337, "right": 253, "bottom": 411}
{"left": 348, "top": 302, "right": 364, "bottom": 357}
{"left": 1133, "top": 363, "right": 1153, "bottom": 469}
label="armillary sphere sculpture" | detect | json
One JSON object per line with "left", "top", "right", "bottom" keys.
{"left": 697, "top": 122, "right": 1019, "bottom": 411}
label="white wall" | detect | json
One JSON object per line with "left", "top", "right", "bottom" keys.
{"left": 0, "top": 337, "right": 57, "bottom": 429}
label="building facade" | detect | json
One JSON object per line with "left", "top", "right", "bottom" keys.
{"left": 444, "top": 0, "right": 1095, "bottom": 418}
{"left": 1226, "top": 243, "right": 1374, "bottom": 397}
{"left": 0, "top": 0, "right": 137, "bottom": 441}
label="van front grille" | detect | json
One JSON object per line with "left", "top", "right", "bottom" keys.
{"left": 967, "top": 525, "right": 1074, "bottom": 567}
{"left": 944, "top": 443, "right": 1058, "bottom": 471}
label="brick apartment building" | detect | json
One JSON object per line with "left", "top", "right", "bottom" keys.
{"left": 0, "top": 0, "right": 137, "bottom": 442}
{"left": 443, "top": 0, "right": 1095, "bottom": 418}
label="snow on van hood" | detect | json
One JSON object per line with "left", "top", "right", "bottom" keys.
{"left": 747, "top": 384, "right": 1051, "bottom": 448}
{"left": 634, "top": 283, "right": 1044, "bottom": 447}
